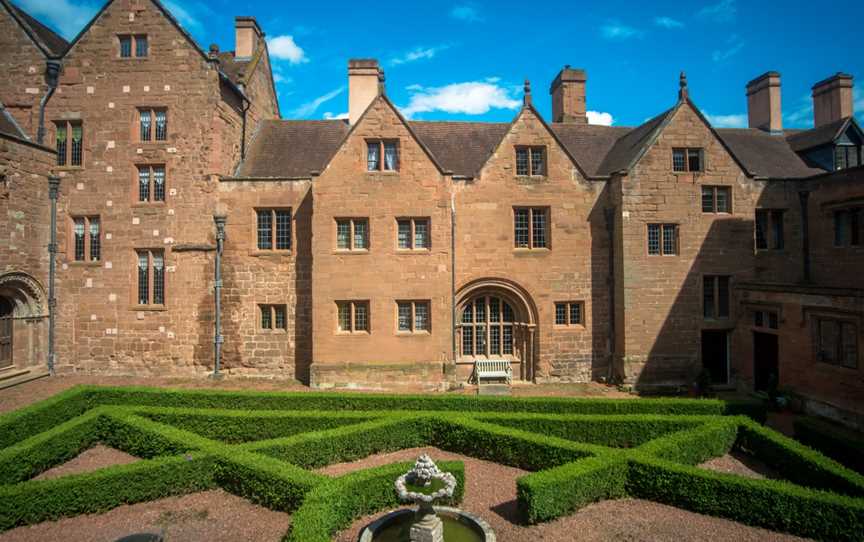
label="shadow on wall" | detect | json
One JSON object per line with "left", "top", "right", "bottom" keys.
{"left": 588, "top": 182, "right": 614, "bottom": 382}
{"left": 636, "top": 216, "right": 756, "bottom": 389}
{"left": 294, "top": 189, "right": 313, "bottom": 384}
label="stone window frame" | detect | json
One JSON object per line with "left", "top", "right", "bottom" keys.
{"left": 672, "top": 147, "right": 705, "bottom": 173}
{"left": 258, "top": 304, "right": 287, "bottom": 332}
{"left": 513, "top": 207, "right": 550, "bottom": 250}
{"left": 255, "top": 208, "right": 293, "bottom": 252}
{"left": 118, "top": 34, "right": 149, "bottom": 59}
{"left": 335, "top": 217, "right": 370, "bottom": 252}
{"left": 68, "top": 215, "right": 101, "bottom": 265}
{"left": 833, "top": 207, "right": 862, "bottom": 248}
{"left": 134, "top": 164, "right": 167, "bottom": 205}
{"left": 395, "top": 217, "right": 431, "bottom": 252}
{"left": 701, "top": 185, "right": 732, "bottom": 214}
{"left": 702, "top": 274, "right": 732, "bottom": 321}
{"left": 336, "top": 300, "right": 370, "bottom": 334}
{"left": 133, "top": 248, "right": 167, "bottom": 310}
{"left": 395, "top": 300, "right": 431, "bottom": 334}
{"left": 137, "top": 107, "right": 168, "bottom": 143}
{"left": 646, "top": 223, "right": 679, "bottom": 256}
{"left": 554, "top": 301, "right": 585, "bottom": 328}
{"left": 54, "top": 120, "right": 83, "bottom": 168}
{"left": 514, "top": 146, "right": 547, "bottom": 176}
{"left": 808, "top": 311, "right": 859, "bottom": 370}
{"left": 755, "top": 208, "right": 786, "bottom": 251}
{"left": 366, "top": 139, "right": 400, "bottom": 172}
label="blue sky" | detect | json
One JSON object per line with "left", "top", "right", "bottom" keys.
{"left": 18, "top": 0, "right": 864, "bottom": 128}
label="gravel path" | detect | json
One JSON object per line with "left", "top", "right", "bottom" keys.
{"left": 0, "top": 490, "right": 291, "bottom": 542}
{"left": 699, "top": 450, "right": 783, "bottom": 480}
{"left": 328, "top": 447, "right": 810, "bottom": 542}
{"left": 34, "top": 445, "right": 139, "bottom": 480}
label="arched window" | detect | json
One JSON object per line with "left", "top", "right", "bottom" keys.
{"left": 460, "top": 295, "right": 517, "bottom": 358}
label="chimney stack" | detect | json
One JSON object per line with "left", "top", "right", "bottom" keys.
{"left": 550, "top": 66, "right": 587, "bottom": 124}
{"left": 235, "top": 17, "right": 263, "bottom": 59}
{"left": 812, "top": 73, "right": 854, "bottom": 128}
{"left": 746, "top": 71, "right": 782, "bottom": 134}
{"left": 348, "top": 59, "right": 384, "bottom": 125}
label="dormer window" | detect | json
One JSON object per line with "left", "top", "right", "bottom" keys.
{"left": 367, "top": 140, "right": 399, "bottom": 171}
{"left": 835, "top": 145, "right": 861, "bottom": 170}
{"left": 515, "top": 146, "right": 546, "bottom": 176}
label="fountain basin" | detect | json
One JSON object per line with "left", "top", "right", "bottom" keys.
{"left": 358, "top": 506, "right": 495, "bottom": 542}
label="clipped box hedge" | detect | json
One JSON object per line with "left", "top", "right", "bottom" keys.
{"left": 1, "top": 385, "right": 861, "bottom": 542}
{"left": 794, "top": 416, "right": 864, "bottom": 475}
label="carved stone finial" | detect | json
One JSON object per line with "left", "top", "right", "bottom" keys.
{"left": 679, "top": 71, "right": 689, "bottom": 100}
{"left": 523, "top": 79, "right": 532, "bottom": 106}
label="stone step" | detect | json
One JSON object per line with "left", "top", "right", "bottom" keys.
{"left": 0, "top": 368, "right": 49, "bottom": 390}
{"left": 477, "top": 384, "right": 512, "bottom": 396}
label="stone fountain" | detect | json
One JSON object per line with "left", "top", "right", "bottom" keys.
{"left": 358, "top": 454, "right": 495, "bottom": 542}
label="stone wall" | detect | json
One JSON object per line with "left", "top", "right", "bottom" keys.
{"left": 0, "top": 4, "right": 48, "bottom": 138}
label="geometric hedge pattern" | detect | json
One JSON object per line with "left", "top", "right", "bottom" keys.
{"left": 0, "top": 386, "right": 862, "bottom": 542}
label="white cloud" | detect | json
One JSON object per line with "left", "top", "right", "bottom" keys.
{"left": 698, "top": 0, "right": 737, "bottom": 23}
{"left": 163, "top": 0, "right": 202, "bottom": 32}
{"left": 587, "top": 111, "right": 614, "bottom": 126}
{"left": 290, "top": 87, "right": 345, "bottom": 117}
{"left": 450, "top": 4, "right": 482, "bottom": 22}
{"left": 712, "top": 35, "right": 744, "bottom": 62}
{"left": 601, "top": 22, "right": 644, "bottom": 40}
{"left": 654, "top": 16, "right": 684, "bottom": 29}
{"left": 267, "top": 35, "right": 308, "bottom": 64}
{"left": 400, "top": 81, "right": 520, "bottom": 118}
{"left": 784, "top": 93, "right": 814, "bottom": 128}
{"left": 390, "top": 45, "right": 449, "bottom": 66}
{"left": 704, "top": 112, "right": 747, "bottom": 128}
{"left": 323, "top": 112, "right": 348, "bottom": 120}
{"left": 16, "top": 0, "right": 99, "bottom": 40}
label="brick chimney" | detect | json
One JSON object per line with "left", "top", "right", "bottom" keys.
{"left": 812, "top": 73, "right": 854, "bottom": 128}
{"left": 550, "top": 66, "right": 587, "bottom": 123}
{"left": 235, "top": 17, "right": 263, "bottom": 59}
{"left": 746, "top": 71, "right": 782, "bottom": 134}
{"left": 348, "top": 59, "right": 384, "bottom": 125}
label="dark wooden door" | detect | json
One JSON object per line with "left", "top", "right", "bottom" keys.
{"left": 701, "top": 330, "right": 729, "bottom": 385}
{"left": 753, "top": 332, "right": 779, "bottom": 392}
{"left": 0, "top": 317, "right": 11, "bottom": 369}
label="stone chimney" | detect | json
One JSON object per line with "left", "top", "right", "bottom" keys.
{"left": 746, "top": 71, "right": 782, "bottom": 133}
{"left": 348, "top": 59, "right": 384, "bottom": 125}
{"left": 550, "top": 66, "right": 587, "bottom": 123}
{"left": 812, "top": 73, "right": 854, "bottom": 128}
{"left": 235, "top": 17, "right": 263, "bottom": 59}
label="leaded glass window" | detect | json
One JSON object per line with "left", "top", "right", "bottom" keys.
{"left": 256, "top": 209, "right": 292, "bottom": 251}
{"left": 514, "top": 207, "right": 548, "bottom": 249}
{"left": 337, "top": 301, "right": 370, "bottom": 333}
{"left": 460, "top": 296, "right": 520, "bottom": 359}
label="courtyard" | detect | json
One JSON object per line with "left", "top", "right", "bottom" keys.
{"left": 0, "top": 378, "right": 860, "bottom": 541}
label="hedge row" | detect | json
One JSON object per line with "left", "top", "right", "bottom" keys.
{"left": 627, "top": 456, "right": 864, "bottom": 542}
{"left": 794, "top": 416, "right": 864, "bottom": 474}
{"left": 286, "top": 460, "right": 465, "bottom": 542}
{"left": 635, "top": 417, "right": 740, "bottom": 465}
{"left": 736, "top": 419, "right": 864, "bottom": 498}
{"left": 0, "top": 387, "right": 92, "bottom": 449}
{"left": 139, "top": 407, "right": 378, "bottom": 444}
{"left": 517, "top": 455, "right": 628, "bottom": 523}
{"left": 476, "top": 413, "right": 710, "bottom": 448}
{"left": 84, "top": 385, "right": 764, "bottom": 415}
{"left": 0, "top": 453, "right": 216, "bottom": 531}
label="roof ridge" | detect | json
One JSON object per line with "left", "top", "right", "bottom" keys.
{"left": 2, "top": 0, "right": 69, "bottom": 57}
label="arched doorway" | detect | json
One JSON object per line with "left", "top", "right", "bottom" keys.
{"left": 0, "top": 272, "right": 48, "bottom": 371}
{"left": 456, "top": 279, "right": 537, "bottom": 381}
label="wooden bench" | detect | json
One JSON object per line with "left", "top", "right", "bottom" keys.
{"left": 473, "top": 359, "right": 512, "bottom": 385}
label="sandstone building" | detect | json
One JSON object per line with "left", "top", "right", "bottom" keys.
{"left": 0, "top": 1, "right": 861, "bottom": 425}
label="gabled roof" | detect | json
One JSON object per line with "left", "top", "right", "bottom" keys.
{"left": 235, "top": 120, "right": 350, "bottom": 177}
{"left": 596, "top": 108, "right": 674, "bottom": 175}
{"left": 1, "top": 0, "right": 68, "bottom": 57}
{"left": 786, "top": 117, "right": 861, "bottom": 152}
{"left": 409, "top": 121, "right": 509, "bottom": 178}
{"left": 217, "top": 51, "right": 250, "bottom": 86}
{"left": 717, "top": 128, "right": 825, "bottom": 178}
{"left": 549, "top": 123, "right": 631, "bottom": 178}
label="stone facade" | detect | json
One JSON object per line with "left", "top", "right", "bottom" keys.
{"left": 0, "top": 0, "right": 862, "bottom": 422}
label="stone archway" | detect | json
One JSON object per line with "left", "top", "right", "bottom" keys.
{"left": 0, "top": 272, "right": 48, "bottom": 371}
{"left": 455, "top": 278, "right": 538, "bottom": 381}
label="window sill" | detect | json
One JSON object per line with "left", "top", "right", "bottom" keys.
{"left": 456, "top": 357, "right": 518, "bottom": 365}
{"left": 56, "top": 166, "right": 85, "bottom": 171}
{"left": 396, "top": 330, "right": 431, "bottom": 337}
{"left": 365, "top": 170, "right": 399, "bottom": 175}
{"left": 250, "top": 250, "right": 293, "bottom": 257}
{"left": 701, "top": 212, "right": 733, "bottom": 216}
{"left": 131, "top": 305, "right": 167, "bottom": 312}
{"left": 513, "top": 248, "right": 550, "bottom": 255}
{"left": 259, "top": 328, "right": 288, "bottom": 334}
{"left": 333, "top": 249, "right": 369, "bottom": 255}
{"left": 553, "top": 324, "right": 586, "bottom": 331}
{"left": 647, "top": 254, "right": 680, "bottom": 257}
{"left": 335, "top": 331, "right": 371, "bottom": 336}
{"left": 395, "top": 249, "right": 431, "bottom": 255}
{"left": 66, "top": 261, "right": 102, "bottom": 268}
